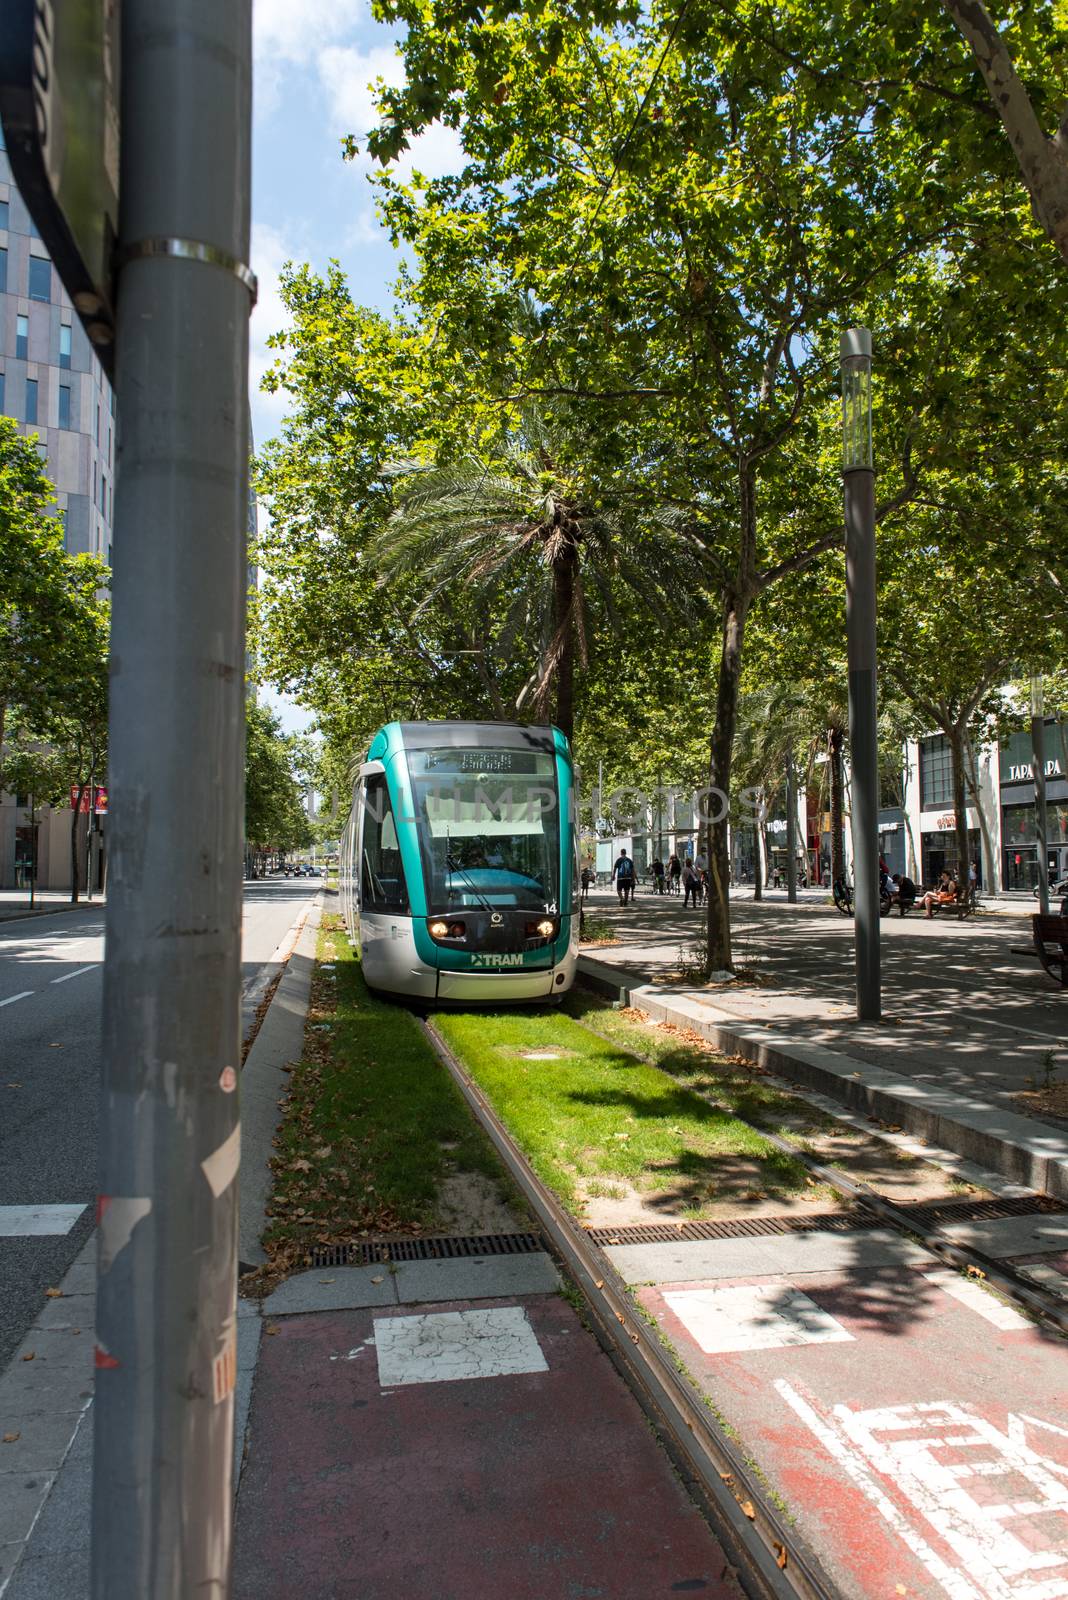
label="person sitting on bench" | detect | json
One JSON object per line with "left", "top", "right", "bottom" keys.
{"left": 923, "top": 870, "right": 958, "bottom": 919}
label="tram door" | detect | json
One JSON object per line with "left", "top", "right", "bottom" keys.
{"left": 357, "top": 771, "right": 422, "bottom": 994}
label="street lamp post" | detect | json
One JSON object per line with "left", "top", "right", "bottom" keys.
{"left": 1031, "top": 676, "right": 1050, "bottom": 916}
{"left": 841, "top": 329, "right": 881, "bottom": 1021}
{"left": 785, "top": 753, "right": 798, "bottom": 904}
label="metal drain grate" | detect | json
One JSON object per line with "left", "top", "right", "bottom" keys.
{"left": 309, "top": 1232, "right": 544, "bottom": 1268}
{"left": 583, "top": 1194, "right": 1068, "bottom": 1248}
{"left": 584, "top": 1212, "right": 878, "bottom": 1246}
{"left": 897, "top": 1194, "right": 1068, "bottom": 1228}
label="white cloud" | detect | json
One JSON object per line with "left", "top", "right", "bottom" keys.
{"left": 318, "top": 44, "right": 465, "bottom": 182}
{"left": 254, "top": 0, "right": 366, "bottom": 116}
{"left": 249, "top": 221, "right": 297, "bottom": 447}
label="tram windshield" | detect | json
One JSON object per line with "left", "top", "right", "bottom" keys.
{"left": 406, "top": 747, "right": 561, "bottom": 913}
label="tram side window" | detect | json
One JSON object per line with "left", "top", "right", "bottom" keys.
{"left": 361, "top": 777, "right": 408, "bottom": 912}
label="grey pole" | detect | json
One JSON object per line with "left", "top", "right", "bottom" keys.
{"left": 841, "top": 328, "right": 881, "bottom": 1021}
{"left": 92, "top": 1, "right": 252, "bottom": 1595}
{"left": 785, "top": 754, "right": 798, "bottom": 903}
{"left": 86, "top": 771, "right": 94, "bottom": 901}
{"left": 1031, "top": 677, "right": 1050, "bottom": 916}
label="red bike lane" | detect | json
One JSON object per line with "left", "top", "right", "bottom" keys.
{"left": 234, "top": 1292, "right": 744, "bottom": 1600}
{"left": 637, "top": 1262, "right": 1068, "bottom": 1600}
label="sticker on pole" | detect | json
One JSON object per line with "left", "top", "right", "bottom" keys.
{"left": 213, "top": 1333, "right": 237, "bottom": 1404}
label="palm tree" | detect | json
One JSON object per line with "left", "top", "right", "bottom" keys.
{"left": 371, "top": 407, "right": 681, "bottom": 740}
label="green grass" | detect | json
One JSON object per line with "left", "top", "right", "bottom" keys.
{"left": 258, "top": 917, "right": 503, "bottom": 1280}
{"left": 565, "top": 988, "right": 836, "bottom": 1141}
{"left": 431, "top": 1006, "right": 811, "bottom": 1214}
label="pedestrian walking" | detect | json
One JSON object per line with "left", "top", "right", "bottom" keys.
{"left": 651, "top": 857, "right": 666, "bottom": 895}
{"left": 581, "top": 863, "right": 594, "bottom": 900}
{"left": 683, "top": 859, "right": 701, "bottom": 909}
{"left": 612, "top": 848, "right": 636, "bottom": 906}
{"left": 668, "top": 854, "right": 682, "bottom": 895}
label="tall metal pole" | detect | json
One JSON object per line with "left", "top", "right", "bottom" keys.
{"left": 785, "top": 754, "right": 798, "bottom": 903}
{"left": 86, "top": 769, "right": 94, "bottom": 901}
{"left": 841, "top": 329, "right": 881, "bottom": 1021}
{"left": 1032, "top": 676, "right": 1050, "bottom": 916}
{"left": 92, "top": 1, "right": 253, "bottom": 1594}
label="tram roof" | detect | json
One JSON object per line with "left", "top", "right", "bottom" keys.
{"left": 390, "top": 721, "right": 564, "bottom": 755}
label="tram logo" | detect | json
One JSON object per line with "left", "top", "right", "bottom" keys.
{"left": 472, "top": 952, "right": 524, "bottom": 968}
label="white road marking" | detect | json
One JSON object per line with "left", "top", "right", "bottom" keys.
{"left": 924, "top": 1270, "right": 1033, "bottom": 1331}
{"left": 49, "top": 965, "right": 96, "bottom": 985}
{"left": 0, "top": 990, "right": 34, "bottom": 1007}
{"left": 374, "top": 1307, "right": 548, "bottom": 1387}
{"left": 0, "top": 1204, "right": 87, "bottom": 1236}
{"left": 663, "top": 1284, "right": 853, "bottom": 1354}
{"left": 777, "top": 1384, "right": 1068, "bottom": 1599}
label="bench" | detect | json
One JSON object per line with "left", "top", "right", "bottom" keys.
{"left": 927, "top": 899, "right": 973, "bottom": 920}
{"left": 1025, "top": 915, "right": 1068, "bottom": 987}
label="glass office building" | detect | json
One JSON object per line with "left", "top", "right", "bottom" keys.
{"left": 0, "top": 128, "right": 114, "bottom": 562}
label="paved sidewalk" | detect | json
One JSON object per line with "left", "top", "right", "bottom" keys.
{"left": 578, "top": 891, "right": 1068, "bottom": 1191}
{"left": 581, "top": 891, "right": 1065, "bottom": 1101}
{"left": 0, "top": 891, "right": 102, "bottom": 925}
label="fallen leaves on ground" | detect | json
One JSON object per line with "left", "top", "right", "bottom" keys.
{"left": 3, "top": 1432, "right": 20, "bottom": 1443}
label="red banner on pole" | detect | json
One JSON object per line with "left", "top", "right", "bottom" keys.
{"left": 70, "top": 785, "right": 109, "bottom": 814}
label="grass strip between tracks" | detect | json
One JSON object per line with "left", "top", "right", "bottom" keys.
{"left": 247, "top": 915, "right": 503, "bottom": 1288}
{"left": 431, "top": 1004, "right": 814, "bottom": 1215}
{"left": 565, "top": 990, "right": 837, "bottom": 1138}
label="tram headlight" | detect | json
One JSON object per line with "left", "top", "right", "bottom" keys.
{"left": 526, "top": 918, "right": 557, "bottom": 940}
{"left": 428, "top": 918, "right": 466, "bottom": 941}
{"left": 428, "top": 920, "right": 449, "bottom": 938}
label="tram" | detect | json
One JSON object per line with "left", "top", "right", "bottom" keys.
{"left": 339, "top": 721, "right": 580, "bottom": 1003}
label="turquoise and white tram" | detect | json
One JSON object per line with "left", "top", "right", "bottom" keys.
{"left": 339, "top": 721, "right": 580, "bottom": 1003}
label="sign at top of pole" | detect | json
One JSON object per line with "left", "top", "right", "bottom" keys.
{"left": 0, "top": 0, "right": 120, "bottom": 373}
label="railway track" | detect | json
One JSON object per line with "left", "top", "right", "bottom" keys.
{"left": 418, "top": 1011, "right": 1068, "bottom": 1600}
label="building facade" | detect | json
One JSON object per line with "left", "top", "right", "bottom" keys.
{"left": 1, "top": 131, "right": 115, "bottom": 891}
{"left": 591, "top": 715, "right": 1068, "bottom": 896}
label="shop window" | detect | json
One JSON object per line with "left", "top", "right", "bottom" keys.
{"left": 919, "top": 735, "right": 953, "bottom": 809}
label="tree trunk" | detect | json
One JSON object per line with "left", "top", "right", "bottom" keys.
{"left": 753, "top": 806, "right": 765, "bottom": 902}
{"left": 948, "top": 726, "right": 971, "bottom": 904}
{"left": 704, "top": 592, "right": 747, "bottom": 972}
{"left": 551, "top": 544, "right": 577, "bottom": 742}
{"left": 940, "top": 0, "right": 1068, "bottom": 264}
{"left": 829, "top": 725, "right": 846, "bottom": 886}
{"left": 962, "top": 737, "right": 998, "bottom": 893}
{"left": 70, "top": 783, "right": 87, "bottom": 903}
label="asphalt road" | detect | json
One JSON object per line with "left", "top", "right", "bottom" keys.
{"left": 0, "top": 879, "right": 317, "bottom": 1371}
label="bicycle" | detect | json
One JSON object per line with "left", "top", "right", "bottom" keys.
{"left": 832, "top": 877, "right": 854, "bottom": 916}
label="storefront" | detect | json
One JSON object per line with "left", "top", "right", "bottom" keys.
{"left": 1001, "top": 799, "right": 1068, "bottom": 890}
{"left": 920, "top": 825, "right": 981, "bottom": 887}
{"left": 998, "top": 722, "right": 1068, "bottom": 891}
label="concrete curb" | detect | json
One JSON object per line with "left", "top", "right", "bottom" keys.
{"left": 0, "top": 902, "right": 104, "bottom": 926}
{"left": 578, "top": 955, "right": 1068, "bottom": 1199}
{"left": 238, "top": 896, "right": 323, "bottom": 1268}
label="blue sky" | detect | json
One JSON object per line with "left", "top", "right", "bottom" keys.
{"left": 248, "top": 3, "right": 464, "bottom": 732}
{"left": 249, "top": 0, "right": 463, "bottom": 453}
